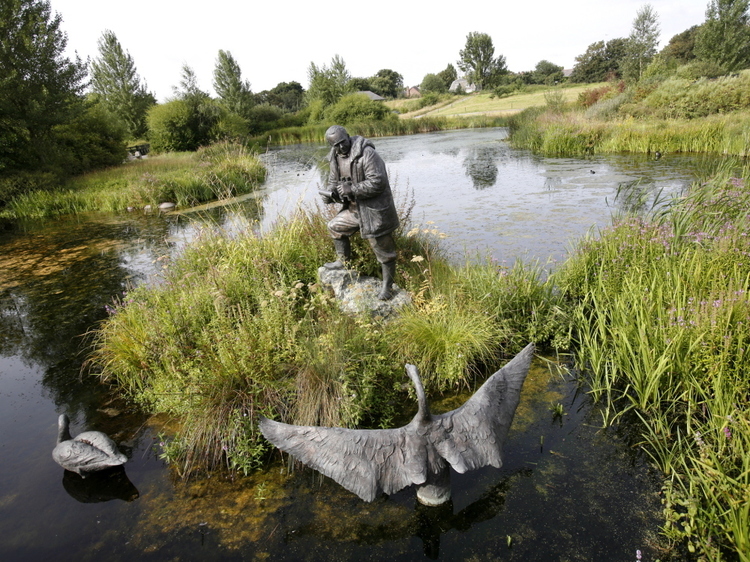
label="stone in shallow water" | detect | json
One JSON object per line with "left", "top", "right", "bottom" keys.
{"left": 317, "top": 267, "right": 411, "bottom": 319}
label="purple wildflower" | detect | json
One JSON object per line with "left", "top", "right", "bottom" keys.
{"left": 694, "top": 432, "right": 705, "bottom": 448}
{"left": 723, "top": 426, "right": 732, "bottom": 440}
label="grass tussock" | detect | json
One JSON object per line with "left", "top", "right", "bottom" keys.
{"left": 2, "top": 141, "right": 266, "bottom": 219}
{"left": 555, "top": 163, "right": 750, "bottom": 559}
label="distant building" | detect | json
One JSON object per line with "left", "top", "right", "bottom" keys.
{"left": 404, "top": 86, "right": 421, "bottom": 98}
{"left": 357, "top": 90, "right": 386, "bottom": 101}
{"left": 449, "top": 78, "right": 476, "bottom": 93}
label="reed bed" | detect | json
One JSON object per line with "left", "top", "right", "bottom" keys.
{"left": 2, "top": 141, "right": 266, "bottom": 219}
{"left": 249, "top": 116, "right": 509, "bottom": 147}
{"left": 510, "top": 108, "right": 750, "bottom": 157}
{"left": 555, "top": 164, "right": 750, "bottom": 559}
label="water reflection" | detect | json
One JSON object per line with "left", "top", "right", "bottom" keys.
{"left": 288, "top": 468, "right": 526, "bottom": 560}
{"left": 62, "top": 466, "right": 139, "bottom": 503}
{"left": 462, "top": 145, "right": 500, "bottom": 189}
{"left": 0, "top": 215, "right": 175, "bottom": 421}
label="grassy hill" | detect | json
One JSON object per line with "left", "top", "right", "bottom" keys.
{"left": 387, "top": 83, "right": 606, "bottom": 119}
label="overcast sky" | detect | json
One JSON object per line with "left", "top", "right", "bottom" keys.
{"left": 49, "top": 0, "right": 708, "bottom": 102}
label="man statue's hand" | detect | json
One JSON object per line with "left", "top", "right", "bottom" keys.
{"left": 318, "top": 189, "right": 336, "bottom": 204}
{"left": 336, "top": 180, "right": 354, "bottom": 201}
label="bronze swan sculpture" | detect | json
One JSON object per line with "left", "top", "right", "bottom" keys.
{"left": 52, "top": 414, "right": 128, "bottom": 477}
{"left": 260, "top": 342, "right": 534, "bottom": 505}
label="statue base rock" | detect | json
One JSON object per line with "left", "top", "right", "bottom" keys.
{"left": 317, "top": 267, "right": 411, "bottom": 319}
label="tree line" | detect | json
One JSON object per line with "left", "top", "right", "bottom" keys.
{"left": 2, "top": 0, "right": 750, "bottom": 206}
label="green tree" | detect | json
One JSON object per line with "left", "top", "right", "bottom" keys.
{"left": 0, "top": 0, "right": 86, "bottom": 180}
{"left": 256, "top": 81, "right": 305, "bottom": 112}
{"left": 306, "top": 54, "right": 351, "bottom": 108}
{"left": 174, "top": 64, "right": 204, "bottom": 99}
{"left": 150, "top": 64, "right": 221, "bottom": 151}
{"left": 437, "top": 64, "right": 458, "bottom": 89}
{"left": 457, "top": 32, "right": 508, "bottom": 90}
{"left": 570, "top": 38, "right": 628, "bottom": 82}
{"left": 369, "top": 69, "right": 403, "bottom": 98}
{"left": 532, "top": 60, "right": 564, "bottom": 84}
{"left": 347, "top": 77, "right": 372, "bottom": 92}
{"left": 695, "top": 0, "right": 750, "bottom": 71}
{"left": 212, "top": 49, "right": 254, "bottom": 118}
{"left": 90, "top": 30, "right": 155, "bottom": 139}
{"left": 420, "top": 73, "right": 447, "bottom": 93}
{"left": 53, "top": 98, "right": 128, "bottom": 175}
{"left": 622, "top": 4, "right": 661, "bottom": 82}
{"left": 660, "top": 25, "right": 701, "bottom": 63}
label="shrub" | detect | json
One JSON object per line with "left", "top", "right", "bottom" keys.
{"left": 420, "top": 73, "right": 447, "bottom": 94}
{"left": 247, "top": 103, "right": 285, "bottom": 133}
{"left": 620, "top": 71, "right": 750, "bottom": 120}
{"left": 578, "top": 82, "right": 625, "bottom": 108}
{"left": 324, "top": 93, "right": 393, "bottom": 124}
{"left": 674, "top": 60, "right": 725, "bottom": 80}
{"left": 584, "top": 91, "right": 631, "bottom": 120}
{"left": 147, "top": 100, "right": 194, "bottom": 152}
{"left": 147, "top": 98, "right": 222, "bottom": 153}
{"left": 52, "top": 101, "right": 128, "bottom": 175}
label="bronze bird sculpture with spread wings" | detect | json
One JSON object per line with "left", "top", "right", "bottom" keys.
{"left": 260, "top": 342, "right": 534, "bottom": 505}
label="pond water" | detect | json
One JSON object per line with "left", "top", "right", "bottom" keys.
{"left": 0, "top": 128, "right": 707, "bottom": 561}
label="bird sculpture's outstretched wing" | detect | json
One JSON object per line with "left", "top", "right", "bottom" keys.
{"left": 260, "top": 343, "right": 534, "bottom": 503}
{"left": 259, "top": 419, "right": 429, "bottom": 502}
{"left": 429, "top": 342, "right": 535, "bottom": 473}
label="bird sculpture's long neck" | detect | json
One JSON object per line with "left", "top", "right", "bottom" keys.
{"left": 405, "top": 365, "right": 430, "bottom": 422}
{"left": 57, "top": 414, "right": 72, "bottom": 443}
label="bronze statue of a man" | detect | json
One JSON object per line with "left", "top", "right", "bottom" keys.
{"left": 320, "top": 125, "right": 400, "bottom": 300}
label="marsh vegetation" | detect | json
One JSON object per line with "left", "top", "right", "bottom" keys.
{"left": 509, "top": 70, "right": 750, "bottom": 157}
{"left": 2, "top": 142, "right": 266, "bottom": 220}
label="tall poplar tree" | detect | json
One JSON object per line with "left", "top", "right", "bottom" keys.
{"left": 306, "top": 55, "right": 351, "bottom": 107}
{"left": 622, "top": 4, "right": 661, "bottom": 82}
{"left": 457, "top": 32, "right": 507, "bottom": 90}
{"left": 213, "top": 50, "right": 254, "bottom": 118}
{"left": 696, "top": 0, "right": 750, "bottom": 71}
{"left": 90, "top": 30, "right": 154, "bottom": 139}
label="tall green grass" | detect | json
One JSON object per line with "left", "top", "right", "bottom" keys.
{"left": 89, "top": 201, "right": 561, "bottom": 477}
{"left": 622, "top": 71, "right": 750, "bottom": 120}
{"left": 2, "top": 141, "right": 266, "bottom": 219}
{"left": 556, "top": 164, "right": 750, "bottom": 559}
{"left": 509, "top": 71, "right": 750, "bottom": 157}
{"left": 510, "top": 108, "right": 750, "bottom": 157}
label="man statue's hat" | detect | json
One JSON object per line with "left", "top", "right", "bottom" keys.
{"left": 325, "top": 125, "right": 349, "bottom": 146}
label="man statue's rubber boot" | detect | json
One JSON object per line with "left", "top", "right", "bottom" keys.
{"left": 324, "top": 238, "right": 351, "bottom": 269}
{"left": 378, "top": 261, "right": 396, "bottom": 300}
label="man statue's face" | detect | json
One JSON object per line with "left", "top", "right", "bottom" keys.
{"left": 334, "top": 136, "right": 351, "bottom": 156}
